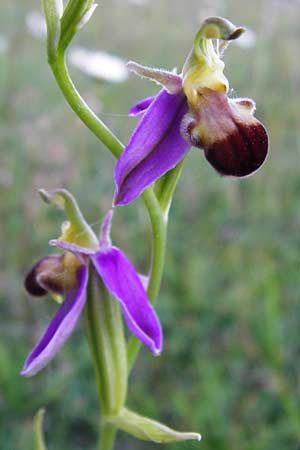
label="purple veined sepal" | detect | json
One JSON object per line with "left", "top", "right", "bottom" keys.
{"left": 181, "top": 88, "right": 268, "bottom": 177}
{"left": 114, "top": 89, "right": 190, "bottom": 206}
{"left": 91, "top": 246, "right": 163, "bottom": 355}
{"left": 21, "top": 264, "right": 88, "bottom": 377}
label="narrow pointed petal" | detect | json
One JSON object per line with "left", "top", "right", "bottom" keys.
{"left": 182, "top": 88, "right": 268, "bottom": 177}
{"left": 49, "top": 239, "right": 97, "bottom": 256}
{"left": 92, "top": 247, "right": 162, "bottom": 354}
{"left": 21, "top": 265, "right": 88, "bottom": 377}
{"left": 99, "top": 209, "right": 113, "bottom": 247}
{"left": 114, "top": 90, "right": 189, "bottom": 205}
{"left": 129, "top": 96, "right": 155, "bottom": 117}
{"left": 127, "top": 61, "right": 182, "bottom": 94}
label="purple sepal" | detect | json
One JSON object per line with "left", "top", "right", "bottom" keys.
{"left": 92, "top": 247, "right": 163, "bottom": 355}
{"left": 129, "top": 96, "right": 155, "bottom": 117}
{"left": 114, "top": 89, "right": 189, "bottom": 205}
{"left": 21, "top": 265, "right": 88, "bottom": 377}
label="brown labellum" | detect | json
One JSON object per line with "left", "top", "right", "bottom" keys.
{"left": 25, "top": 253, "right": 82, "bottom": 297}
{"left": 182, "top": 88, "right": 268, "bottom": 177}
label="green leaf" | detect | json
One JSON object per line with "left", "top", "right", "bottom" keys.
{"left": 33, "top": 409, "right": 47, "bottom": 450}
{"left": 107, "top": 407, "right": 201, "bottom": 443}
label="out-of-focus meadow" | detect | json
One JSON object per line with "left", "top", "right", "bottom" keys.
{"left": 1, "top": 0, "right": 300, "bottom": 448}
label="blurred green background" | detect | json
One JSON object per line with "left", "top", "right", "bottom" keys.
{"left": 1, "top": 0, "right": 300, "bottom": 449}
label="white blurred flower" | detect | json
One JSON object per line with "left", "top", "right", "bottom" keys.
{"left": 69, "top": 46, "right": 128, "bottom": 83}
{"left": 233, "top": 29, "right": 256, "bottom": 49}
{"left": 25, "top": 10, "right": 47, "bottom": 39}
{"left": 25, "top": 10, "right": 128, "bottom": 83}
{"left": 0, "top": 34, "right": 9, "bottom": 54}
{"left": 128, "top": 0, "right": 149, "bottom": 5}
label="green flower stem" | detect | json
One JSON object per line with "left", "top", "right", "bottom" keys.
{"left": 48, "top": 47, "right": 172, "bottom": 447}
{"left": 85, "top": 270, "right": 127, "bottom": 450}
{"left": 127, "top": 193, "right": 167, "bottom": 370}
{"left": 99, "top": 423, "right": 117, "bottom": 450}
{"left": 85, "top": 270, "right": 127, "bottom": 415}
{"left": 127, "top": 164, "right": 186, "bottom": 369}
{"left": 49, "top": 52, "right": 123, "bottom": 158}
{"left": 154, "top": 160, "right": 185, "bottom": 215}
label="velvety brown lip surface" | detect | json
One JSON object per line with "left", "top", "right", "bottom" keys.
{"left": 186, "top": 88, "right": 269, "bottom": 177}
{"left": 204, "top": 120, "right": 269, "bottom": 177}
{"left": 24, "top": 255, "right": 58, "bottom": 296}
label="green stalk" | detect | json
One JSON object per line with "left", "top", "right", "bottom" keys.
{"left": 85, "top": 270, "right": 127, "bottom": 450}
{"left": 127, "top": 193, "right": 167, "bottom": 369}
{"left": 48, "top": 46, "right": 179, "bottom": 448}
{"left": 127, "top": 164, "right": 185, "bottom": 369}
{"left": 49, "top": 52, "right": 123, "bottom": 158}
{"left": 154, "top": 160, "right": 185, "bottom": 214}
{"left": 99, "top": 423, "right": 117, "bottom": 450}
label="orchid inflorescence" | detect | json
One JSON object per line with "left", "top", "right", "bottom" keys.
{"left": 23, "top": 4, "right": 268, "bottom": 449}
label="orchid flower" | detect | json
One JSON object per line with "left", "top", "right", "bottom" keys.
{"left": 114, "top": 17, "right": 269, "bottom": 206}
{"left": 21, "top": 190, "right": 162, "bottom": 377}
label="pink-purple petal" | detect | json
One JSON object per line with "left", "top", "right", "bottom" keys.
{"left": 114, "top": 89, "right": 189, "bottom": 205}
{"left": 21, "top": 265, "right": 88, "bottom": 377}
{"left": 92, "top": 247, "right": 162, "bottom": 355}
{"left": 129, "top": 96, "right": 155, "bottom": 117}
{"left": 127, "top": 61, "right": 183, "bottom": 94}
{"left": 49, "top": 239, "right": 97, "bottom": 256}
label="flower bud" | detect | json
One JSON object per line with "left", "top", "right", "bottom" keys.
{"left": 59, "top": 0, "right": 97, "bottom": 50}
